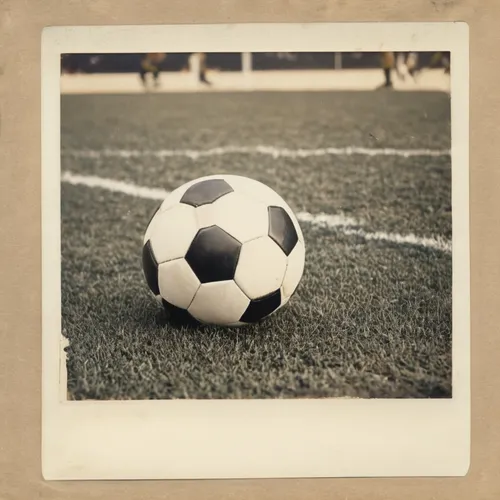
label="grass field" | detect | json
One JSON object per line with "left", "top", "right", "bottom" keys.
{"left": 61, "top": 90, "right": 452, "bottom": 400}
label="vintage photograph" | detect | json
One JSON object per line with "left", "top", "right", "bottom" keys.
{"left": 60, "top": 49, "right": 453, "bottom": 401}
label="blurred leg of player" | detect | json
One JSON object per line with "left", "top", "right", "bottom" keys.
{"left": 139, "top": 66, "right": 147, "bottom": 87}
{"left": 198, "top": 53, "right": 212, "bottom": 86}
{"left": 139, "top": 55, "right": 151, "bottom": 88}
{"left": 152, "top": 67, "right": 160, "bottom": 87}
{"left": 395, "top": 53, "right": 407, "bottom": 81}
{"left": 139, "top": 53, "right": 166, "bottom": 89}
{"left": 405, "top": 52, "right": 419, "bottom": 81}
{"left": 376, "top": 52, "right": 396, "bottom": 89}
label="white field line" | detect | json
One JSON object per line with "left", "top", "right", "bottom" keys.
{"left": 62, "top": 145, "right": 451, "bottom": 161}
{"left": 61, "top": 171, "right": 170, "bottom": 201}
{"left": 342, "top": 228, "right": 451, "bottom": 253}
{"left": 61, "top": 171, "right": 451, "bottom": 253}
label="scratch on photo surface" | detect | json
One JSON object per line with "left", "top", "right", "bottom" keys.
{"left": 59, "top": 334, "right": 70, "bottom": 401}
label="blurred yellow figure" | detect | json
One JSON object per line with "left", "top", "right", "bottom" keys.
{"left": 139, "top": 53, "right": 167, "bottom": 88}
{"left": 379, "top": 52, "right": 396, "bottom": 88}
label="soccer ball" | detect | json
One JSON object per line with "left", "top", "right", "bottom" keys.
{"left": 142, "top": 174, "right": 305, "bottom": 326}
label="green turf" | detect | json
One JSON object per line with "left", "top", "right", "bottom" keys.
{"left": 61, "top": 90, "right": 452, "bottom": 399}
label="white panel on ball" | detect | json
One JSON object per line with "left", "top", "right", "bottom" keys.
{"left": 188, "top": 281, "right": 250, "bottom": 325}
{"left": 234, "top": 236, "right": 287, "bottom": 300}
{"left": 205, "top": 191, "right": 269, "bottom": 243}
{"left": 224, "top": 175, "right": 285, "bottom": 207}
{"left": 282, "top": 240, "right": 305, "bottom": 299}
{"left": 225, "top": 174, "right": 304, "bottom": 243}
{"left": 158, "top": 258, "right": 201, "bottom": 309}
{"left": 149, "top": 204, "right": 198, "bottom": 264}
{"left": 193, "top": 203, "right": 216, "bottom": 229}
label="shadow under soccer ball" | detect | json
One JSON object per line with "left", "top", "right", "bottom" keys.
{"left": 153, "top": 298, "right": 273, "bottom": 332}
{"left": 154, "top": 300, "right": 202, "bottom": 330}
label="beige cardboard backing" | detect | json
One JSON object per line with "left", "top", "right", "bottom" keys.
{"left": 1, "top": 0, "right": 498, "bottom": 498}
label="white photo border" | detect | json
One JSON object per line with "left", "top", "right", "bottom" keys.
{"left": 42, "top": 22, "right": 470, "bottom": 480}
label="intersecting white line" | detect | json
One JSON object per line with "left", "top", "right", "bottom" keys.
{"left": 61, "top": 171, "right": 452, "bottom": 253}
{"left": 62, "top": 145, "right": 451, "bottom": 161}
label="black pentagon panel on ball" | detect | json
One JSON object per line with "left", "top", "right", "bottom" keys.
{"left": 180, "top": 179, "right": 234, "bottom": 208}
{"left": 142, "top": 240, "right": 160, "bottom": 295}
{"left": 185, "top": 225, "right": 242, "bottom": 283}
{"left": 240, "top": 289, "right": 282, "bottom": 323}
{"left": 268, "top": 206, "right": 299, "bottom": 256}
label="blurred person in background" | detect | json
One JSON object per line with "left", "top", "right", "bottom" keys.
{"left": 198, "top": 52, "right": 212, "bottom": 86}
{"left": 139, "top": 53, "right": 167, "bottom": 89}
{"left": 378, "top": 51, "right": 396, "bottom": 88}
{"left": 405, "top": 52, "right": 419, "bottom": 80}
{"left": 395, "top": 52, "right": 420, "bottom": 82}
{"left": 429, "top": 52, "right": 450, "bottom": 74}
